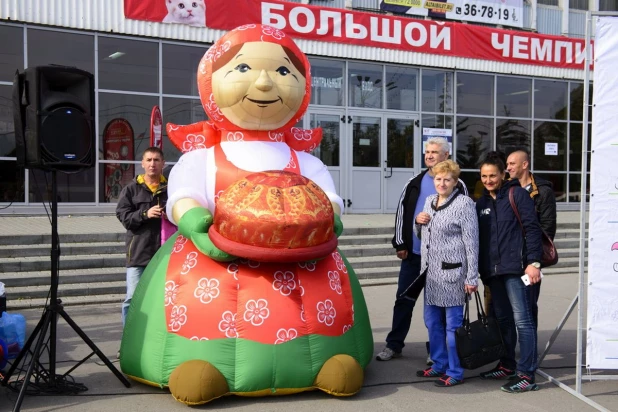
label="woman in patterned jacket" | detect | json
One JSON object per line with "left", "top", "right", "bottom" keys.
{"left": 412, "top": 160, "right": 479, "bottom": 387}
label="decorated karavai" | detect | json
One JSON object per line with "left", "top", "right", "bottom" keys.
{"left": 119, "top": 24, "right": 373, "bottom": 406}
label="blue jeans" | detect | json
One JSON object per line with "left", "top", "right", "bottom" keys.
{"left": 487, "top": 274, "right": 538, "bottom": 375}
{"left": 385, "top": 253, "right": 422, "bottom": 353}
{"left": 424, "top": 303, "right": 464, "bottom": 380}
{"left": 122, "top": 266, "right": 145, "bottom": 326}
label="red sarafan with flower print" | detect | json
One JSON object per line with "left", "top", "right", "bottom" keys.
{"left": 165, "top": 236, "right": 354, "bottom": 343}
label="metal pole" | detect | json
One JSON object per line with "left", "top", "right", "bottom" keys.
{"left": 577, "top": 10, "right": 593, "bottom": 395}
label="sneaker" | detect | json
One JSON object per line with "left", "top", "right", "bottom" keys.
{"left": 500, "top": 373, "right": 539, "bottom": 393}
{"left": 416, "top": 367, "right": 444, "bottom": 378}
{"left": 479, "top": 363, "right": 517, "bottom": 380}
{"left": 376, "top": 347, "right": 401, "bottom": 361}
{"left": 434, "top": 375, "right": 464, "bottom": 387}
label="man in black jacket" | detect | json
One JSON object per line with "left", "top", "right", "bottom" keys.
{"left": 116, "top": 147, "right": 168, "bottom": 327}
{"left": 506, "top": 149, "right": 557, "bottom": 326}
{"left": 376, "top": 137, "right": 468, "bottom": 361}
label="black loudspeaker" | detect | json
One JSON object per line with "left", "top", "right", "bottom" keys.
{"left": 13, "top": 66, "right": 95, "bottom": 171}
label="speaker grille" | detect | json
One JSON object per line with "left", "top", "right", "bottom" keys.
{"left": 40, "top": 106, "right": 93, "bottom": 168}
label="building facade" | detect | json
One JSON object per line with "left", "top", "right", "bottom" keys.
{"left": 0, "top": 0, "right": 600, "bottom": 214}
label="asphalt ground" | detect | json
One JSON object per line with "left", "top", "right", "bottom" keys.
{"left": 1, "top": 272, "right": 616, "bottom": 412}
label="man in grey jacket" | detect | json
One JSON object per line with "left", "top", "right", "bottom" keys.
{"left": 376, "top": 137, "right": 468, "bottom": 361}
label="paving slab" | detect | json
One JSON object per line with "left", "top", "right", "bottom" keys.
{"left": 0, "top": 273, "right": 615, "bottom": 412}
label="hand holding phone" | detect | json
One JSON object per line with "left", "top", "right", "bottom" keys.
{"left": 521, "top": 271, "right": 544, "bottom": 286}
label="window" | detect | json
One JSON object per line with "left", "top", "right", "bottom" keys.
{"left": 98, "top": 36, "right": 158, "bottom": 93}
{"left": 0, "top": 161, "right": 24, "bottom": 202}
{"left": 98, "top": 93, "right": 159, "bottom": 163}
{"left": 309, "top": 58, "right": 344, "bottom": 107}
{"left": 348, "top": 62, "right": 383, "bottom": 109}
{"left": 0, "top": 25, "right": 23, "bottom": 82}
{"left": 455, "top": 117, "right": 493, "bottom": 169}
{"left": 534, "top": 80, "right": 568, "bottom": 120}
{"left": 533, "top": 121, "right": 567, "bottom": 171}
{"left": 456, "top": 73, "right": 494, "bottom": 116}
{"left": 163, "top": 43, "right": 206, "bottom": 96}
{"left": 496, "top": 76, "right": 532, "bottom": 118}
{"left": 162, "top": 97, "right": 208, "bottom": 162}
{"left": 599, "top": 0, "right": 618, "bottom": 10}
{"left": 496, "top": 118, "right": 531, "bottom": 155}
{"left": 0, "top": 85, "right": 15, "bottom": 158}
{"left": 422, "top": 70, "right": 453, "bottom": 113}
{"left": 310, "top": 113, "right": 341, "bottom": 167}
{"left": 570, "top": 0, "right": 589, "bottom": 10}
{"left": 538, "top": 0, "right": 559, "bottom": 5}
{"left": 28, "top": 29, "right": 94, "bottom": 74}
{"left": 385, "top": 65, "right": 418, "bottom": 111}
{"left": 29, "top": 168, "right": 95, "bottom": 202}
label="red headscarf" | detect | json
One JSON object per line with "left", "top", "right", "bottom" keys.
{"left": 167, "top": 24, "right": 322, "bottom": 153}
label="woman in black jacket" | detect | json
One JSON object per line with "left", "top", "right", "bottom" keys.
{"left": 476, "top": 152, "right": 543, "bottom": 393}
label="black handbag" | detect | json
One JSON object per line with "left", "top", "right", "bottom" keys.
{"left": 455, "top": 291, "right": 507, "bottom": 370}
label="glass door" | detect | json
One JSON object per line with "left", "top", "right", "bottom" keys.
{"left": 384, "top": 114, "right": 419, "bottom": 213}
{"left": 349, "top": 112, "right": 382, "bottom": 213}
{"left": 308, "top": 109, "right": 346, "bottom": 208}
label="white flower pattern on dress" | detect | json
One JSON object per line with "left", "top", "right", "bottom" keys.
{"left": 164, "top": 281, "right": 179, "bottom": 306}
{"left": 297, "top": 278, "right": 305, "bottom": 296}
{"left": 190, "top": 336, "right": 209, "bottom": 341}
{"left": 272, "top": 271, "right": 296, "bottom": 296}
{"left": 274, "top": 328, "right": 298, "bottom": 344}
{"left": 218, "top": 311, "right": 239, "bottom": 338}
{"left": 298, "top": 261, "right": 316, "bottom": 271}
{"left": 182, "top": 134, "right": 207, "bottom": 152}
{"left": 244, "top": 299, "right": 270, "bottom": 326}
{"left": 343, "top": 324, "right": 351, "bottom": 333}
{"left": 316, "top": 299, "right": 336, "bottom": 326}
{"left": 169, "top": 305, "right": 188, "bottom": 332}
{"left": 262, "top": 26, "right": 285, "bottom": 40}
{"left": 239, "top": 259, "right": 260, "bottom": 268}
{"left": 181, "top": 251, "right": 198, "bottom": 275}
{"left": 226, "top": 131, "right": 244, "bottom": 142}
{"left": 172, "top": 236, "right": 188, "bottom": 254}
{"left": 332, "top": 252, "right": 347, "bottom": 273}
{"left": 194, "top": 278, "right": 220, "bottom": 304}
{"left": 300, "top": 304, "right": 306, "bottom": 322}
{"left": 227, "top": 262, "right": 239, "bottom": 280}
{"left": 268, "top": 131, "right": 284, "bottom": 142}
{"left": 328, "top": 271, "right": 342, "bottom": 295}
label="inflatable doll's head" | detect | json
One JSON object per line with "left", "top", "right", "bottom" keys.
{"left": 198, "top": 24, "right": 311, "bottom": 132}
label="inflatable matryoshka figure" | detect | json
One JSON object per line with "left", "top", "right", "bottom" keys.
{"left": 119, "top": 24, "right": 373, "bottom": 406}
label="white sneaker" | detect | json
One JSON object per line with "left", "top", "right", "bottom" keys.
{"left": 376, "top": 347, "right": 402, "bottom": 361}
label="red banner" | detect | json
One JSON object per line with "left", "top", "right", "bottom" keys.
{"left": 150, "top": 106, "right": 163, "bottom": 149}
{"left": 103, "top": 118, "right": 135, "bottom": 202}
{"left": 124, "top": 0, "right": 592, "bottom": 70}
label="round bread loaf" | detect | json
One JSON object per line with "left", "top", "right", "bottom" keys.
{"left": 209, "top": 171, "right": 337, "bottom": 262}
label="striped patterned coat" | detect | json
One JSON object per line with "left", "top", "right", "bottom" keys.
{"left": 415, "top": 189, "right": 479, "bottom": 307}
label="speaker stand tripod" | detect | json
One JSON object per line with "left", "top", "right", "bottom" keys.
{"left": 1, "top": 170, "right": 131, "bottom": 412}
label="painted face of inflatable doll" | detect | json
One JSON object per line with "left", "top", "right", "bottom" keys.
{"left": 198, "top": 25, "right": 311, "bottom": 132}
{"left": 211, "top": 42, "right": 306, "bottom": 130}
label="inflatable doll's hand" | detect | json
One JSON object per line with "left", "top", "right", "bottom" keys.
{"left": 178, "top": 207, "right": 237, "bottom": 262}
{"left": 190, "top": 232, "right": 237, "bottom": 262}
{"left": 178, "top": 207, "right": 213, "bottom": 239}
{"left": 334, "top": 214, "right": 343, "bottom": 238}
